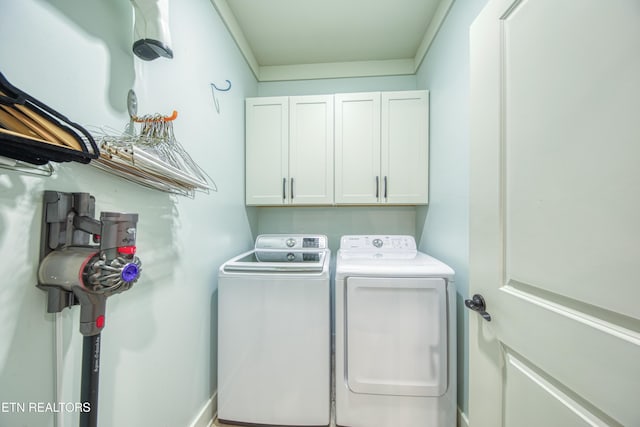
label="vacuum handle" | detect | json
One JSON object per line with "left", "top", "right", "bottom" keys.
{"left": 77, "top": 293, "right": 107, "bottom": 336}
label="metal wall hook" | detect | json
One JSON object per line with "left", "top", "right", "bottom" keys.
{"left": 211, "top": 80, "right": 232, "bottom": 92}
{"left": 127, "top": 89, "right": 138, "bottom": 117}
{"left": 210, "top": 80, "right": 232, "bottom": 114}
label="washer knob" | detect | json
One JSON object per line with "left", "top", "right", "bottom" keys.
{"left": 373, "top": 238, "right": 383, "bottom": 248}
{"left": 286, "top": 238, "right": 296, "bottom": 248}
{"left": 286, "top": 253, "right": 296, "bottom": 261}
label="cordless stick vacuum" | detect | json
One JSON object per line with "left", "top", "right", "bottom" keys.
{"left": 38, "top": 191, "right": 142, "bottom": 427}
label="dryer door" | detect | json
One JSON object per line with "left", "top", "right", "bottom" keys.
{"left": 345, "top": 276, "right": 448, "bottom": 397}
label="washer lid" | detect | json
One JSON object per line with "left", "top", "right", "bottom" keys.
{"left": 223, "top": 249, "right": 328, "bottom": 273}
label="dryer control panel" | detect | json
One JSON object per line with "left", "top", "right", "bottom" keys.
{"left": 339, "top": 235, "right": 416, "bottom": 252}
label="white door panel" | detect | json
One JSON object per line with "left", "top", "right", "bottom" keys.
{"left": 503, "top": 0, "right": 640, "bottom": 318}
{"left": 504, "top": 353, "right": 613, "bottom": 427}
{"left": 469, "top": 0, "right": 640, "bottom": 426}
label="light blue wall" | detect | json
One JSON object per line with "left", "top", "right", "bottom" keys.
{"left": 0, "top": 0, "right": 256, "bottom": 426}
{"left": 255, "top": 206, "right": 418, "bottom": 253}
{"left": 415, "top": 0, "right": 489, "bottom": 416}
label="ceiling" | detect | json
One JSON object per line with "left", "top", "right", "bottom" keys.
{"left": 210, "top": 0, "right": 454, "bottom": 81}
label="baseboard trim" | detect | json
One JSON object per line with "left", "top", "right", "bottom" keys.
{"left": 191, "top": 394, "right": 464, "bottom": 427}
{"left": 189, "top": 392, "right": 217, "bottom": 427}
{"left": 458, "top": 407, "right": 469, "bottom": 427}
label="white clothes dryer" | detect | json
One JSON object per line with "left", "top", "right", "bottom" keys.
{"left": 335, "top": 235, "right": 456, "bottom": 427}
{"left": 218, "top": 234, "right": 331, "bottom": 426}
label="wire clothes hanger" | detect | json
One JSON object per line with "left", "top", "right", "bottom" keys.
{"left": 92, "top": 101, "right": 217, "bottom": 197}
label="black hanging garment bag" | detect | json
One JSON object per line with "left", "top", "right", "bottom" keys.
{"left": 0, "top": 71, "right": 99, "bottom": 166}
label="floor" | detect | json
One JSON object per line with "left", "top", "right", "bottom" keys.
{"left": 211, "top": 395, "right": 338, "bottom": 427}
{"left": 211, "top": 394, "right": 338, "bottom": 427}
{"left": 212, "top": 417, "right": 338, "bottom": 427}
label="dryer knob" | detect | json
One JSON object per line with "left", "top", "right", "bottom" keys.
{"left": 286, "top": 238, "right": 296, "bottom": 248}
{"left": 373, "top": 238, "right": 383, "bottom": 248}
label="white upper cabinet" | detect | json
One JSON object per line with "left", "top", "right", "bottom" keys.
{"left": 335, "top": 92, "right": 382, "bottom": 204}
{"left": 245, "top": 95, "right": 333, "bottom": 206}
{"left": 335, "top": 90, "right": 429, "bottom": 205}
{"left": 382, "top": 91, "right": 429, "bottom": 204}
{"left": 245, "top": 97, "right": 288, "bottom": 206}
{"left": 246, "top": 90, "right": 428, "bottom": 206}
{"left": 289, "top": 95, "right": 334, "bottom": 205}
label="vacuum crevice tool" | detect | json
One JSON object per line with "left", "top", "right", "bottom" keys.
{"left": 130, "top": 0, "right": 174, "bottom": 60}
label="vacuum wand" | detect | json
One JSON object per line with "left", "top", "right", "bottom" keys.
{"left": 37, "top": 191, "right": 143, "bottom": 427}
{"left": 81, "top": 334, "right": 101, "bottom": 427}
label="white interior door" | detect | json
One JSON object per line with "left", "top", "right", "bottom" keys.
{"left": 469, "top": 1, "right": 640, "bottom": 426}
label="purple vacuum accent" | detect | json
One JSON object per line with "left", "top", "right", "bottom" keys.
{"left": 121, "top": 263, "right": 140, "bottom": 282}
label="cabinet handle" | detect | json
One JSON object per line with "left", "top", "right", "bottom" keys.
{"left": 282, "top": 178, "right": 287, "bottom": 200}
{"left": 375, "top": 176, "right": 379, "bottom": 198}
{"left": 291, "top": 178, "right": 294, "bottom": 199}
{"left": 384, "top": 176, "right": 388, "bottom": 199}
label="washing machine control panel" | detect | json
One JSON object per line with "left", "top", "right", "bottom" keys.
{"left": 340, "top": 235, "right": 417, "bottom": 251}
{"left": 255, "top": 234, "right": 328, "bottom": 250}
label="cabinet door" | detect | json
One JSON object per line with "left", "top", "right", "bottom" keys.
{"left": 289, "top": 95, "right": 334, "bottom": 205}
{"left": 335, "top": 93, "right": 381, "bottom": 204}
{"left": 245, "top": 97, "right": 289, "bottom": 205}
{"left": 381, "top": 91, "right": 429, "bottom": 204}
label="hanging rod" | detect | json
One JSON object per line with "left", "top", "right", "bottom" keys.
{"left": 131, "top": 110, "right": 178, "bottom": 123}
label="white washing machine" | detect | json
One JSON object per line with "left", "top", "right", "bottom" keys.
{"left": 218, "top": 234, "right": 331, "bottom": 426}
{"left": 335, "top": 235, "right": 456, "bottom": 427}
